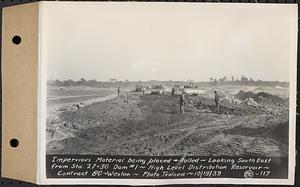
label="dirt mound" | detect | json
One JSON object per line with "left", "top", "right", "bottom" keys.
{"left": 222, "top": 121, "right": 288, "bottom": 147}
{"left": 253, "top": 92, "right": 286, "bottom": 105}
{"left": 47, "top": 91, "right": 289, "bottom": 157}
{"left": 192, "top": 96, "right": 266, "bottom": 116}
{"left": 235, "top": 90, "right": 286, "bottom": 105}
{"left": 235, "top": 90, "right": 256, "bottom": 100}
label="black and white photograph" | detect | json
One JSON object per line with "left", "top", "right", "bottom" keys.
{"left": 40, "top": 2, "right": 297, "bottom": 185}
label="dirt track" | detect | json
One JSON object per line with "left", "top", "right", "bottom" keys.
{"left": 47, "top": 92, "right": 289, "bottom": 157}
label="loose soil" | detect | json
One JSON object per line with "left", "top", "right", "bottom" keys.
{"left": 47, "top": 90, "right": 289, "bottom": 157}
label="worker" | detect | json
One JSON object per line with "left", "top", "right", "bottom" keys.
{"left": 214, "top": 90, "right": 220, "bottom": 114}
{"left": 172, "top": 88, "right": 175, "bottom": 96}
{"left": 158, "top": 89, "right": 162, "bottom": 98}
{"left": 142, "top": 87, "right": 145, "bottom": 95}
{"left": 179, "top": 91, "right": 186, "bottom": 114}
{"left": 117, "top": 87, "right": 121, "bottom": 96}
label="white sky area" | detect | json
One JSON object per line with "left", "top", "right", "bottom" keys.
{"left": 42, "top": 2, "right": 297, "bottom": 82}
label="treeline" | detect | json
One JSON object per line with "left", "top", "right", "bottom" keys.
{"left": 47, "top": 78, "right": 135, "bottom": 88}
{"left": 197, "top": 80, "right": 289, "bottom": 87}
{"left": 205, "top": 75, "right": 289, "bottom": 87}
{"left": 47, "top": 78, "right": 289, "bottom": 88}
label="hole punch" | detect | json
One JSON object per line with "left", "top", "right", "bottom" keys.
{"left": 9, "top": 138, "right": 19, "bottom": 148}
{"left": 12, "top": 35, "right": 22, "bottom": 45}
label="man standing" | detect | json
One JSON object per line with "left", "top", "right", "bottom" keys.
{"left": 179, "top": 91, "right": 186, "bottom": 114}
{"left": 214, "top": 90, "right": 220, "bottom": 114}
{"left": 117, "top": 87, "right": 121, "bottom": 96}
{"left": 172, "top": 87, "right": 175, "bottom": 96}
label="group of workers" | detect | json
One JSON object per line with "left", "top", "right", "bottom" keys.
{"left": 117, "top": 86, "right": 221, "bottom": 114}
{"left": 178, "top": 90, "right": 220, "bottom": 114}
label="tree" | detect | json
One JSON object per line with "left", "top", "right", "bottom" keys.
{"left": 78, "top": 78, "right": 87, "bottom": 86}
{"left": 54, "top": 79, "right": 63, "bottom": 87}
{"left": 219, "top": 78, "right": 224, "bottom": 84}
{"left": 87, "top": 79, "right": 98, "bottom": 87}
{"left": 64, "top": 79, "right": 75, "bottom": 87}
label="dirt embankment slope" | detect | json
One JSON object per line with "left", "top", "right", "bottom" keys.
{"left": 47, "top": 92, "right": 289, "bottom": 157}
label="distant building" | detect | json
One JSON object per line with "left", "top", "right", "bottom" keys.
{"left": 241, "top": 75, "right": 248, "bottom": 82}
{"left": 109, "top": 78, "right": 118, "bottom": 83}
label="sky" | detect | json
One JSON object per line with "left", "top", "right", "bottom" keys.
{"left": 42, "top": 2, "right": 297, "bottom": 82}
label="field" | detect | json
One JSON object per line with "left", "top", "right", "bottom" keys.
{"left": 46, "top": 85, "right": 289, "bottom": 157}
{"left": 47, "top": 86, "right": 117, "bottom": 117}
